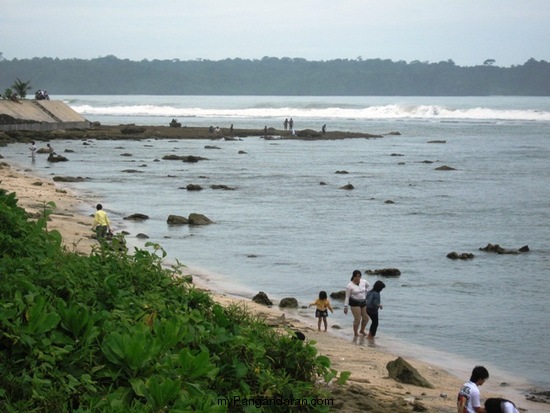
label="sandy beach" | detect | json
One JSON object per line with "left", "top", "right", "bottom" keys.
{"left": 0, "top": 159, "right": 536, "bottom": 412}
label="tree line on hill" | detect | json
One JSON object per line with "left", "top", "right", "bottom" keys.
{"left": 0, "top": 55, "right": 549, "bottom": 96}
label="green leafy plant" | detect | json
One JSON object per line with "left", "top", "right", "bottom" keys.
{"left": 11, "top": 77, "right": 32, "bottom": 99}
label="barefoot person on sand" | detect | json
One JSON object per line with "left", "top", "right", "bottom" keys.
{"left": 309, "top": 290, "right": 333, "bottom": 332}
{"left": 366, "top": 280, "right": 385, "bottom": 340}
{"left": 344, "top": 270, "right": 370, "bottom": 336}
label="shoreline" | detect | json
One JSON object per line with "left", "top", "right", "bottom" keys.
{"left": 1, "top": 158, "right": 546, "bottom": 412}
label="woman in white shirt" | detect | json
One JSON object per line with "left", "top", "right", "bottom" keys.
{"left": 343, "top": 270, "right": 370, "bottom": 336}
{"left": 484, "top": 398, "right": 520, "bottom": 413}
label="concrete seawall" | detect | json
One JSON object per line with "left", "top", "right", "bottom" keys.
{"left": 0, "top": 100, "right": 89, "bottom": 131}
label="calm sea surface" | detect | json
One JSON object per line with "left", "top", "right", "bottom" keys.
{"left": 3, "top": 96, "right": 549, "bottom": 409}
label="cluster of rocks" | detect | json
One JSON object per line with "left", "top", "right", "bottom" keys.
{"left": 447, "top": 243, "right": 530, "bottom": 260}
{"left": 446, "top": 252, "right": 474, "bottom": 260}
{"left": 121, "top": 212, "right": 213, "bottom": 226}
{"left": 526, "top": 390, "right": 550, "bottom": 405}
{"left": 479, "top": 243, "right": 529, "bottom": 254}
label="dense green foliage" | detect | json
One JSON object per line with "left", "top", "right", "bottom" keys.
{"left": 0, "top": 55, "right": 549, "bottom": 96}
{"left": 0, "top": 188, "right": 347, "bottom": 412}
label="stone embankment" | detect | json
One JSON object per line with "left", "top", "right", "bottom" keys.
{"left": 0, "top": 100, "right": 89, "bottom": 131}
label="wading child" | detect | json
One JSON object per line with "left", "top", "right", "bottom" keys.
{"left": 309, "top": 291, "right": 333, "bottom": 332}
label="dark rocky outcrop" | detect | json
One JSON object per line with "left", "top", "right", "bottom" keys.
{"left": 120, "top": 126, "right": 146, "bottom": 134}
{"left": 340, "top": 183, "right": 354, "bottom": 190}
{"left": 182, "top": 155, "right": 208, "bottom": 163}
{"left": 136, "top": 233, "right": 149, "bottom": 239}
{"left": 162, "top": 154, "right": 208, "bottom": 162}
{"left": 188, "top": 213, "right": 213, "bottom": 225}
{"left": 252, "top": 291, "right": 273, "bottom": 306}
{"left": 330, "top": 384, "right": 413, "bottom": 413}
{"left": 186, "top": 184, "right": 203, "bottom": 191}
{"left": 278, "top": 297, "right": 299, "bottom": 308}
{"left": 479, "top": 243, "right": 529, "bottom": 254}
{"left": 434, "top": 165, "right": 456, "bottom": 171}
{"left": 1, "top": 124, "right": 390, "bottom": 142}
{"left": 123, "top": 213, "right": 150, "bottom": 221}
{"left": 47, "top": 154, "right": 68, "bottom": 162}
{"left": 211, "top": 184, "right": 235, "bottom": 190}
{"left": 447, "top": 252, "right": 475, "bottom": 260}
{"left": 386, "top": 357, "right": 434, "bottom": 388}
{"left": 366, "top": 268, "right": 401, "bottom": 277}
{"left": 296, "top": 129, "right": 322, "bottom": 138}
{"left": 330, "top": 290, "right": 346, "bottom": 300}
{"left": 52, "top": 176, "right": 85, "bottom": 182}
{"left": 167, "top": 215, "right": 189, "bottom": 225}
{"left": 526, "top": 390, "right": 550, "bottom": 405}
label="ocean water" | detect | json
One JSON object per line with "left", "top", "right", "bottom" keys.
{"left": 2, "top": 96, "right": 549, "bottom": 410}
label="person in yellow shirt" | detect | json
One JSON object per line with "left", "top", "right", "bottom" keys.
{"left": 309, "top": 291, "right": 333, "bottom": 332}
{"left": 93, "top": 204, "right": 111, "bottom": 240}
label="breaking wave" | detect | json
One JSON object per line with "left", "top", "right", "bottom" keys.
{"left": 70, "top": 103, "right": 550, "bottom": 122}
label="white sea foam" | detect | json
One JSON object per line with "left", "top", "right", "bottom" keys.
{"left": 71, "top": 103, "right": 550, "bottom": 121}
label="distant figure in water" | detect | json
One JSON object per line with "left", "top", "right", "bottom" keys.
{"left": 322, "top": 124, "right": 326, "bottom": 134}
{"left": 284, "top": 118, "right": 289, "bottom": 130}
{"left": 29, "top": 141, "right": 37, "bottom": 160}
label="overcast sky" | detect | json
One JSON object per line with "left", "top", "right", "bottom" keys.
{"left": 2, "top": 0, "right": 548, "bottom": 67}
